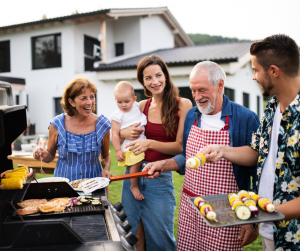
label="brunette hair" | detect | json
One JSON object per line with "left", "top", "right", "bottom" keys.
{"left": 61, "top": 77, "right": 97, "bottom": 116}
{"left": 137, "top": 55, "right": 179, "bottom": 136}
{"left": 250, "top": 34, "right": 300, "bottom": 77}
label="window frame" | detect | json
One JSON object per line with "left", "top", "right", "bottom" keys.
{"left": 31, "top": 33, "right": 62, "bottom": 70}
{"left": 115, "top": 42, "right": 124, "bottom": 57}
{"left": 84, "top": 35, "right": 101, "bottom": 71}
{"left": 224, "top": 87, "right": 235, "bottom": 102}
{"left": 243, "top": 92, "right": 250, "bottom": 109}
{"left": 0, "top": 40, "right": 11, "bottom": 73}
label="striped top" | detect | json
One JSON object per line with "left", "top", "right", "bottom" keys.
{"left": 50, "top": 113, "right": 111, "bottom": 181}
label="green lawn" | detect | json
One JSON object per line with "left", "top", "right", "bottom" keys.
{"left": 23, "top": 144, "right": 262, "bottom": 250}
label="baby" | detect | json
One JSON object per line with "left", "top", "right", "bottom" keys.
{"left": 111, "top": 81, "right": 147, "bottom": 200}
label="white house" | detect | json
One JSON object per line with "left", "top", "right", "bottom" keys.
{"left": 93, "top": 41, "right": 263, "bottom": 121}
{"left": 0, "top": 7, "right": 262, "bottom": 134}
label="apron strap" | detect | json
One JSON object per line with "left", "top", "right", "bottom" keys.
{"left": 193, "top": 116, "right": 230, "bottom": 131}
{"left": 182, "top": 187, "right": 199, "bottom": 197}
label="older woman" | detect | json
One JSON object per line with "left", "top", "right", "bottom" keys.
{"left": 120, "top": 55, "right": 193, "bottom": 251}
{"left": 33, "top": 78, "right": 111, "bottom": 181}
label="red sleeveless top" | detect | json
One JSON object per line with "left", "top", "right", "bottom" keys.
{"left": 143, "top": 98, "right": 180, "bottom": 162}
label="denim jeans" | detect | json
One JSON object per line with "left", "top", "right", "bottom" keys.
{"left": 121, "top": 161, "right": 177, "bottom": 251}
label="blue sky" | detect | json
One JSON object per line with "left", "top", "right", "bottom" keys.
{"left": 1, "top": 0, "right": 300, "bottom": 45}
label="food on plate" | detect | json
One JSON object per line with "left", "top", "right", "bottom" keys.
{"left": 71, "top": 179, "right": 90, "bottom": 189}
{"left": 228, "top": 193, "right": 239, "bottom": 205}
{"left": 249, "top": 192, "right": 261, "bottom": 203}
{"left": 38, "top": 201, "right": 67, "bottom": 213}
{"left": 194, "top": 197, "right": 205, "bottom": 208}
{"left": 17, "top": 199, "right": 47, "bottom": 208}
{"left": 199, "top": 203, "right": 216, "bottom": 221}
{"left": 243, "top": 199, "right": 259, "bottom": 216}
{"left": 258, "top": 197, "right": 275, "bottom": 212}
{"left": 186, "top": 153, "right": 206, "bottom": 169}
{"left": 235, "top": 205, "right": 251, "bottom": 220}
{"left": 238, "top": 190, "right": 250, "bottom": 201}
{"left": 33, "top": 177, "right": 69, "bottom": 183}
{"left": 0, "top": 178, "right": 23, "bottom": 190}
{"left": 17, "top": 206, "right": 39, "bottom": 216}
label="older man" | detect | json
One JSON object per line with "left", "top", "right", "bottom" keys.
{"left": 143, "top": 61, "right": 260, "bottom": 250}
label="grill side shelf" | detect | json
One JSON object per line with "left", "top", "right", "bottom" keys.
{"left": 0, "top": 170, "right": 36, "bottom": 203}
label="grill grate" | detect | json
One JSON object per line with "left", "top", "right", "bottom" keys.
{"left": 12, "top": 198, "right": 105, "bottom": 218}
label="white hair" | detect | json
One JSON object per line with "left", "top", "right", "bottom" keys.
{"left": 190, "top": 61, "right": 226, "bottom": 86}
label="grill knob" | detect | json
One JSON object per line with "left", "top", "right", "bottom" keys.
{"left": 114, "top": 210, "right": 127, "bottom": 223}
{"left": 124, "top": 232, "right": 139, "bottom": 247}
{"left": 113, "top": 202, "right": 123, "bottom": 212}
{"left": 117, "top": 211, "right": 127, "bottom": 222}
{"left": 121, "top": 220, "right": 132, "bottom": 233}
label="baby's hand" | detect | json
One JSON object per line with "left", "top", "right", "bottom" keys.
{"left": 116, "top": 150, "right": 125, "bottom": 162}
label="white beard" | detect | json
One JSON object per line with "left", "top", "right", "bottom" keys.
{"left": 196, "top": 99, "right": 215, "bottom": 114}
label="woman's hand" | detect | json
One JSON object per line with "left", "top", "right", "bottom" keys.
{"left": 120, "top": 123, "right": 144, "bottom": 141}
{"left": 33, "top": 147, "right": 48, "bottom": 161}
{"left": 126, "top": 139, "right": 150, "bottom": 155}
{"left": 102, "top": 169, "right": 112, "bottom": 178}
{"left": 116, "top": 150, "right": 125, "bottom": 162}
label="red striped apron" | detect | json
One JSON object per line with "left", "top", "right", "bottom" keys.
{"left": 177, "top": 117, "right": 242, "bottom": 251}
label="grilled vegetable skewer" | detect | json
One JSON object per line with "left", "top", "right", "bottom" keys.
{"left": 194, "top": 197, "right": 217, "bottom": 221}
{"left": 258, "top": 197, "right": 275, "bottom": 212}
{"left": 200, "top": 203, "right": 217, "bottom": 221}
{"left": 228, "top": 193, "right": 251, "bottom": 220}
{"left": 243, "top": 198, "right": 259, "bottom": 216}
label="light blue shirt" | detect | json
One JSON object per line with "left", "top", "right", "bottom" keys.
{"left": 50, "top": 113, "right": 111, "bottom": 181}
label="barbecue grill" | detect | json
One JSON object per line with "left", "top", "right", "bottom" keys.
{"left": 0, "top": 81, "right": 138, "bottom": 250}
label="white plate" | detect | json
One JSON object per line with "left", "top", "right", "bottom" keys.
{"left": 31, "top": 177, "right": 70, "bottom": 183}
{"left": 13, "top": 152, "right": 32, "bottom": 156}
{"left": 69, "top": 177, "right": 109, "bottom": 191}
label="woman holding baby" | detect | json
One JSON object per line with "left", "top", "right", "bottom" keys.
{"left": 119, "top": 55, "right": 192, "bottom": 251}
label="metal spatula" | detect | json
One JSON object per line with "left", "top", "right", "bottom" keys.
{"left": 80, "top": 171, "right": 151, "bottom": 194}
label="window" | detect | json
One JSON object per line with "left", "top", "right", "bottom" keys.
{"left": 0, "top": 40, "right": 10, "bottom": 72}
{"left": 257, "top": 95, "right": 260, "bottom": 118}
{"left": 115, "top": 43, "right": 124, "bottom": 57}
{"left": 84, "top": 35, "right": 101, "bottom": 71}
{"left": 32, "top": 33, "right": 61, "bottom": 69}
{"left": 54, "top": 97, "right": 64, "bottom": 116}
{"left": 179, "top": 87, "right": 196, "bottom": 106}
{"left": 243, "top": 92, "right": 250, "bottom": 108}
{"left": 135, "top": 89, "right": 147, "bottom": 102}
{"left": 224, "top": 87, "right": 235, "bottom": 102}
{"left": 26, "top": 94, "right": 29, "bottom": 111}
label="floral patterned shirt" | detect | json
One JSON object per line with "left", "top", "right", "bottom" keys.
{"left": 251, "top": 93, "right": 300, "bottom": 250}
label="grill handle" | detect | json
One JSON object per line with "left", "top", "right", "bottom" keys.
{"left": 0, "top": 81, "right": 14, "bottom": 106}
{"left": 110, "top": 171, "right": 150, "bottom": 182}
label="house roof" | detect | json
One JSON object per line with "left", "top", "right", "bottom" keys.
{"left": 93, "top": 41, "right": 253, "bottom": 71}
{"left": 0, "top": 76, "right": 25, "bottom": 85}
{"left": 0, "top": 7, "right": 193, "bottom": 47}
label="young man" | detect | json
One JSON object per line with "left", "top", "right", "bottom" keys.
{"left": 199, "top": 34, "right": 300, "bottom": 250}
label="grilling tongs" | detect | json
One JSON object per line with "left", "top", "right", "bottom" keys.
{"left": 80, "top": 171, "right": 153, "bottom": 194}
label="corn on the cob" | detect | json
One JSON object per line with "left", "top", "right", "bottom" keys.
{"left": 0, "top": 178, "right": 23, "bottom": 189}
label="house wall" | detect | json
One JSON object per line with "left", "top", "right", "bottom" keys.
{"left": 0, "top": 23, "right": 79, "bottom": 133}
{"left": 140, "top": 15, "right": 174, "bottom": 52}
{"left": 96, "top": 62, "right": 263, "bottom": 121}
{"left": 105, "top": 16, "right": 141, "bottom": 61}
{"left": 74, "top": 21, "right": 101, "bottom": 73}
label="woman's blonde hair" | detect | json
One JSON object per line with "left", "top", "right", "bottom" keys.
{"left": 61, "top": 77, "right": 97, "bottom": 116}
